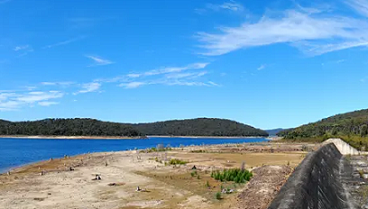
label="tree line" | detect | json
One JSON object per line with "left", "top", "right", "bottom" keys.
{"left": 278, "top": 108, "right": 368, "bottom": 150}
{"left": 0, "top": 118, "right": 269, "bottom": 137}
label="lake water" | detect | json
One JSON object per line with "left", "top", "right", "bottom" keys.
{"left": 0, "top": 137, "right": 268, "bottom": 173}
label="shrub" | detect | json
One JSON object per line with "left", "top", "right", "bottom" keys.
{"left": 211, "top": 168, "right": 252, "bottom": 183}
{"left": 191, "top": 171, "right": 197, "bottom": 177}
{"left": 205, "top": 181, "right": 210, "bottom": 188}
{"left": 169, "top": 159, "right": 187, "bottom": 165}
{"left": 215, "top": 192, "right": 222, "bottom": 200}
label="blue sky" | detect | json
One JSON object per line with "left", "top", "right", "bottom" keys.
{"left": 1, "top": 0, "right": 368, "bottom": 129}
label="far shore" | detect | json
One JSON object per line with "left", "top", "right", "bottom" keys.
{"left": 0, "top": 135, "right": 147, "bottom": 140}
{"left": 148, "top": 135, "right": 270, "bottom": 139}
{"left": 0, "top": 135, "right": 273, "bottom": 140}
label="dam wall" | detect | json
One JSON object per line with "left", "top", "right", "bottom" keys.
{"left": 323, "top": 138, "right": 360, "bottom": 155}
{"left": 267, "top": 143, "right": 355, "bottom": 209}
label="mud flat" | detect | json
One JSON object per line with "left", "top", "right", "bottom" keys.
{"left": 0, "top": 142, "right": 316, "bottom": 209}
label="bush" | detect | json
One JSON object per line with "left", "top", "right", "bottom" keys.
{"left": 169, "top": 159, "right": 187, "bottom": 165}
{"left": 191, "top": 171, "right": 197, "bottom": 177}
{"left": 215, "top": 192, "right": 222, "bottom": 200}
{"left": 211, "top": 168, "right": 252, "bottom": 183}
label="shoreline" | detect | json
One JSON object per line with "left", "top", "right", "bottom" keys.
{"left": 147, "top": 135, "right": 269, "bottom": 139}
{"left": 0, "top": 140, "right": 272, "bottom": 175}
{"left": 0, "top": 135, "right": 270, "bottom": 140}
{"left": 0, "top": 135, "right": 147, "bottom": 140}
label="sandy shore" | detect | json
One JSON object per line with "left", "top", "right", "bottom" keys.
{"left": 0, "top": 135, "right": 147, "bottom": 140}
{"left": 0, "top": 142, "right": 316, "bottom": 209}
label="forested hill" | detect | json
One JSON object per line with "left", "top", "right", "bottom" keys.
{"left": 277, "top": 108, "right": 368, "bottom": 149}
{"left": 0, "top": 118, "right": 268, "bottom": 137}
{"left": 266, "top": 128, "right": 284, "bottom": 136}
{"left": 133, "top": 118, "right": 269, "bottom": 137}
{"left": 0, "top": 119, "right": 142, "bottom": 137}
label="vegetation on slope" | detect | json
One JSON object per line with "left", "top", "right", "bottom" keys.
{"left": 134, "top": 118, "right": 269, "bottom": 137}
{"left": 266, "top": 128, "right": 284, "bottom": 136}
{"left": 0, "top": 118, "right": 142, "bottom": 137}
{"left": 278, "top": 109, "right": 368, "bottom": 150}
{"left": 0, "top": 118, "right": 268, "bottom": 137}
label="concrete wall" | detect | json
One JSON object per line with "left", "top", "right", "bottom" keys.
{"left": 323, "top": 138, "right": 360, "bottom": 155}
{"left": 267, "top": 143, "right": 355, "bottom": 209}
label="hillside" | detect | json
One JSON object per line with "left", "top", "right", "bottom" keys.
{"left": 0, "top": 118, "right": 142, "bottom": 137}
{"left": 266, "top": 128, "right": 284, "bottom": 136}
{"left": 278, "top": 108, "right": 368, "bottom": 149}
{"left": 0, "top": 118, "right": 268, "bottom": 137}
{"left": 134, "top": 118, "right": 268, "bottom": 137}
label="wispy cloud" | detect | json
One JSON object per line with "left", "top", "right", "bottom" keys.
{"left": 38, "top": 101, "right": 59, "bottom": 106}
{"left": 85, "top": 55, "right": 114, "bottom": 67}
{"left": 119, "top": 82, "right": 146, "bottom": 89}
{"left": 40, "top": 81, "right": 74, "bottom": 86}
{"left": 346, "top": 0, "right": 368, "bottom": 17}
{"left": 75, "top": 82, "right": 101, "bottom": 94}
{"left": 14, "top": 45, "right": 31, "bottom": 51}
{"left": 43, "top": 36, "right": 85, "bottom": 49}
{"left": 257, "top": 64, "right": 266, "bottom": 71}
{"left": 0, "top": 91, "right": 63, "bottom": 111}
{"left": 197, "top": 6, "right": 368, "bottom": 56}
{"left": 116, "top": 63, "right": 218, "bottom": 89}
{"left": 198, "top": 1, "right": 244, "bottom": 13}
{"left": 14, "top": 45, "right": 34, "bottom": 56}
{"left": 129, "top": 63, "right": 209, "bottom": 77}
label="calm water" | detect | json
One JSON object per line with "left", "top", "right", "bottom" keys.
{"left": 0, "top": 137, "right": 268, "bottom": 173}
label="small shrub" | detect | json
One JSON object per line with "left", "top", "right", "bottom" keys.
{"left": 215, "top": 192, "right": 222, "bottom": 200}
{"left": 169, "top": 159, "right": 187, "bottom": 165}
{"left": 211, "top": 168, "right": 252, "bottom": 183}
{"left": 191, "top": 171, "right": 197, "bottom": 177}
{"left": 205, "top": 181, "right": 210, "bottom": 188}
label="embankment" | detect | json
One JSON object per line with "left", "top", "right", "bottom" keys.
{"left": 268, "top": 142, "right": 355, "bottom": 209}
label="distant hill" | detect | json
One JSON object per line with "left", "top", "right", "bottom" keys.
{"left": 277, "top": 108, "right": 368, "bottom": 149}
{"left": 0, "top": 118, "right": 268, "bottom": 137}
{"left": 266, "top": 128, "right": 284, "bottom": 136}
{"left": 0, "top": 118, "right": 142, "bottom": 137}
{"left": 134, "top": 118, "right": 269, "bottom": 137}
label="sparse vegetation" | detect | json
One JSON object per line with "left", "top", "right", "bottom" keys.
{"left": 211, "top": 168, "right": 252, "bottom": 183}
{"left": 169, "top": 158, "right": 187, "bottom": 165}
{"left": 190, "top": 171, "right": 197, "bottom": 177}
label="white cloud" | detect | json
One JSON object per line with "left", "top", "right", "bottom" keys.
{"left": 38, "top": 101, "right": 59, "bottom": 106}
{"left": 197, "top": 8, "right": 368, "bottom": 56}
{"left": 127, "top": 74, "right": 141, "bottom": 78}
{"left": 85, "top": 55, "right": 113, "bottom": 66}
{"left": 133, "top": 63, "right": 209, "bottom": 77}
{"left": 346, "top": 0, "right": 368, "bottom": 17}
{"left": 40, "top": 81, "right": 74, "bottom": 86}
{"left": 119, "top": 82, "right": 146, "bottom": 89}
{"left": 43, "top": 37, "right": 85, "bottom": 49}
{"left": 165, "top": 71, "right": 207, "bottom": 79}
{"left": 14, "top": 45, "right": 30, "bottom": 51}
{"left": 16, "top": 91, "right": 63, "bottom": 103}
{"left": 206, "top": 1, "right": 244, "bottom": 12}
{"left": 76, "top": 82, "right": 101, "bottom": 94}
{"left": 0, "top": 91, "right": 63, "bottom": 111}
{"left": 257, "top": 64, "right": 266, "bottom": 71}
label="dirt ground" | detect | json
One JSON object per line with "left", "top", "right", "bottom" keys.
{"left": 0, "top": 142, "right": 316, "bottom": 209}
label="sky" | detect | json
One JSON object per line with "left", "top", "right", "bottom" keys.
{"left": 1, "top": 0, "right": 368, "bottom": 129}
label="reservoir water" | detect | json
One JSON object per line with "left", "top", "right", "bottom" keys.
{"left": 0, "top": 137, "right": 268, "bottom": 173}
